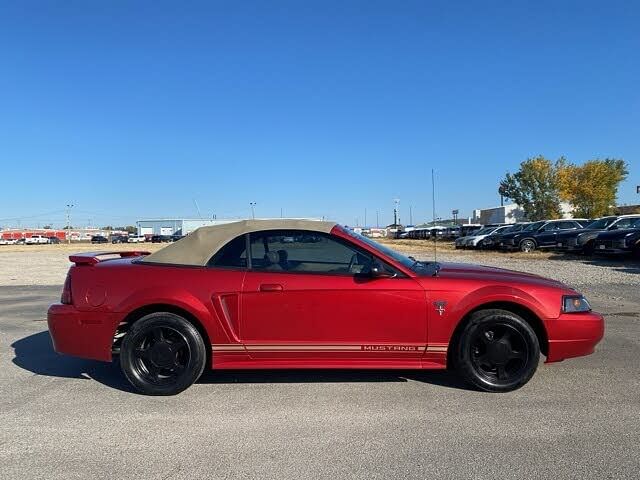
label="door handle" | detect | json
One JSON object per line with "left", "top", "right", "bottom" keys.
{"left": 259, "top": 284, "right": 283, "bottom": 292}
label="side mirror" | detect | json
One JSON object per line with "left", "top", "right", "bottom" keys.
{"left": 369, "top": 262, "right": 396, "bottom": 278}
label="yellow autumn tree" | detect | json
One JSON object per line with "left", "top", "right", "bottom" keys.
{"left": 558, "top": 159, "right": 628, "bottom": 218}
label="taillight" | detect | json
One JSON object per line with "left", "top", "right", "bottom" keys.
{"left": 61, "top": 273, "right": 73, "bottom": 304}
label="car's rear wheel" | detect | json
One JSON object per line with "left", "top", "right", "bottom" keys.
{"left": 454, "top": 309, "right": 540, "bottom": 392}
{"left": 120, "top": 312, "right": 206, "bottom": 395}
{"left": 519, "top": 239, "right": 536, "bottom": 253}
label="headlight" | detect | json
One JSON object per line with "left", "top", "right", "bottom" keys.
{"left": 562, "top": 295, "right": 591, "bottom": 313}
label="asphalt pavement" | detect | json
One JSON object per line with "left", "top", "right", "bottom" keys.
{"left": 1, "top": 283, "right": 639, "bottom": 479}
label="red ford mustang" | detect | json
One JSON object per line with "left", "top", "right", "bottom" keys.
{"left": 48, "top": 219, "right": 604, "bottom": 395}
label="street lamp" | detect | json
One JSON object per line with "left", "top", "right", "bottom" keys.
{"left": 65, "top": 204, "right": 74, "bottom": 244}
{"left": 249, "top": 202, "right": 256, "bottom": 219}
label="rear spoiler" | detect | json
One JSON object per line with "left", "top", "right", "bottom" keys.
{"left": 69, "top": 251, "right": 150, "bottom": 266}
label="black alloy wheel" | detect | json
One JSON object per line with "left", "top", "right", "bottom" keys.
{"left": 120, "top": 312, "right": 206, "bottom": 395}
{"left": 454, "top": 309, "right": 540, "bottom": 392}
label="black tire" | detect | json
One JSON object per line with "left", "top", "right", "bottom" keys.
{"left": 453, "top": 309, "right": 540, "bottom": 392}
{"left": 120, "top": 312, "right": 206, "bottom": 395}
{"left": 519, "top": 239, "right": 536, "bottom": 253}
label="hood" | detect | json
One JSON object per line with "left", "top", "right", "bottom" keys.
{"left": 434, "top": 262, "right": 568, "bottom": 289}
{"left": 597, "top": 228, "right": 640, "bottom": 240}
{"left": 556, "top": 228, "right": 601, "bottom": 239}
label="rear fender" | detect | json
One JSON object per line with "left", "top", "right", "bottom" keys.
{"left": 112, "top": 286, "right": 228, "bottom": 344}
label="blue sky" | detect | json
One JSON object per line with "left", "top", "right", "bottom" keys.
{"left": 1, "top": 0, "right": 638, "bottom": 228}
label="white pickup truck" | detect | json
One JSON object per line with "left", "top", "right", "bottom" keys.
{"left": 25, "top": 235, "right": 50, "bottom": 245}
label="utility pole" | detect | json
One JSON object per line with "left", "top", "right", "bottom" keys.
{"left": 364, "top": 208, "right": 367, "bottom": 227}
{"left": 376, "top": 210, "right": 379, "bottom": 228}
{"left": 65, "top": 204, "right": 74, "bottom": 244}
{"left": 393, "top": 198, "right": 400, "bottom": 226}
{"left": 280, "top": 207, "right": 283, "bottom": 218}
{"left": 409, "top": 205, "right": 413, "bottom": 225}
{"left": 249, "top": 202, "right": 256, "bottom": 219}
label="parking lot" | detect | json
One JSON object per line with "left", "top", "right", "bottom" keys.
{"left": 1, "top": 244, "right": 639, "bottom": 479}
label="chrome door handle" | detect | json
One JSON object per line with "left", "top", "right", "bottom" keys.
{"left": 259, "top": 284, "right": 283, "bottom": 292}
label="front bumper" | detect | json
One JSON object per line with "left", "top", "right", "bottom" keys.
{"left": 545, "top": 311, "right": 604, "bottom": 363}
{"left": 47, "top": 303, "right": 119, "bottom": 362}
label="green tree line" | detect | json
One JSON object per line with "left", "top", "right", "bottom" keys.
{"left": 499, "top": 156, "right": 629, "bottom": 221}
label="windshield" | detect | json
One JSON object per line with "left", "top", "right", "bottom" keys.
{"left": 586, "top": 217, "right": 616, "bottom": 229}
{"left": 523, "top": 221, "right": 545, "bottom": 232}
{"left": 339, "top": 226, "right": 435, "bottom": 272}
{"left": 474, "top": 227, "right": 497, "bottom": 236}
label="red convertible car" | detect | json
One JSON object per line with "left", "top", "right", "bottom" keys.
{"left": 48, "top": 219, "right": 604, "bottom": 395}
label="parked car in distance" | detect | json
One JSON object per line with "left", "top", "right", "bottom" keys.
{"left": 48, "top": 219, "right": 604, "bottom": 396}
{"left": 455, "top": 225, "right": 511, "bottom": 249}
{"left": 482, "top": 223, "right": 531, "bottom": 250}
{"left": 91, "top": 235, "right": 109, "bottom": 244}
{"left": 593, "top": 217, "right": 640, "bottom": 257}
{"left": 170, "top": 234, "right": 185, "bottom": 242}
{"left": 128, "top": 235, "right": 146, "bottom": 243}
{"left": 47, "top": 236, "right": 62, "bottom": 244}
{"left": 0, "top": 238, "right": 19, "bottom": 245}
{"left": 151, "top": 235, "right": 172, "bottom": 243}
{"left": 553, "top": 215, "right": 639, "bottom": 255}
{"left": 458, "top": 224, "right": 483, "bottom": 238}
{"left": 499, "top": 219, "right": 589, "bottom": 253}
{"left": 111, "top": 235, "right": 129, "bottom": 244}
{"left": 25, "top": 235, "right": 50, "bottom": 245}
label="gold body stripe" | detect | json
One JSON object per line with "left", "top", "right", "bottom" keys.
{"left": 212, "top": 343, "right": 448, "bottom": 353}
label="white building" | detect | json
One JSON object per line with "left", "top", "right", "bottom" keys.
{"left": 472, "top": 204, "right": 525, "bottom": 224}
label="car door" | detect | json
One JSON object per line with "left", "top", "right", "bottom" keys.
{"left": 240, "top": 230, "right": 427, "bottom": 364}
{"left": 534, "top": 222, "right": 562, "bottom": 247}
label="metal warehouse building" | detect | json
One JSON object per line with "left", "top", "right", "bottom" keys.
{"left": 136, "top": 219, "right": 238, "bottom": 236}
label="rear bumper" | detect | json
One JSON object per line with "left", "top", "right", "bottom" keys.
{"left": 545, "top": 311, "right": 605, "bottom": 363}
{"left": 47, "top": 303, "right": 119, "bottom": 362}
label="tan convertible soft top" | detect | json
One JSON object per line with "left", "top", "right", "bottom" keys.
{"left": 140, "top": 219, "right": 337, "bottom": 266}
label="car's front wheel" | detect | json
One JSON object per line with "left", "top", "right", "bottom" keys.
{"left": 453, "top": 309, "right": 540, "bottom": 392}
{"left": 120, "top": 312, "right": 206, "bottom": 395}
{"left": 519, "top": 239, "right": 536, "bottom": 253}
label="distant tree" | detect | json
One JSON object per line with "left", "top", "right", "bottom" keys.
{"left": 124, "top": 225, "right": 137, "bottom": 234}
{"left": 101, "top": 225, "right": 113, "bottom": 230}
{"left": 43, "top": 225, "right": 52, "bottom": 229}
{"left": 499, "top": 156, "right": 563, "bottom": 221}
{"left": 62, "top": 225, "right": 74, "bottom": 230}
{"left": 557, "top": 159, "right": 629, "bottom": 218}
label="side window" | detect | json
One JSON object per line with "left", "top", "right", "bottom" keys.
{"left": 249, "top": 230, "right": 373, "bottom": 275}
{"left": 615, "top": 218, "right": 634, "bottom": 229}
{"left": 558, "top": 221, "right": 578, "bottom": 230}
{"left": 208, "top": 234, "right": 247, "bottom": 268}
{"left": 541, "top": 223, "right": 558, "bottom": 232}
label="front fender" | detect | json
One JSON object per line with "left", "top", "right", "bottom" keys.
{"left": 453, "top": 285, "right": 555, "bottom": 322}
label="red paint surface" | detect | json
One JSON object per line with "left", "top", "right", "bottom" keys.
{"left": 47, "top": 226, "right": 604, "bottom": 371}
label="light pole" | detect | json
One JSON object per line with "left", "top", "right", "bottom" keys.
{"left": 249, "top": 202, "right": 256, "bottom": 219}
{"left": 376, "top": 210, "right": 379, "bottom": 228}
{"left": 393, "top": 198, "right": 400, "bottom": 226}
{"left": 65, "top": 204, "right": 74, "bottom": 244}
